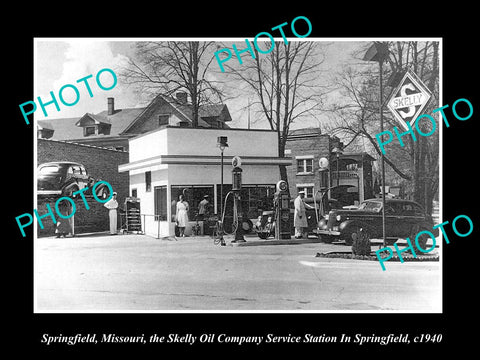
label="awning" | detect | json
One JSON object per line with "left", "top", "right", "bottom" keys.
{"left": 119, "top": 155, "right": 292, "bottom": 173}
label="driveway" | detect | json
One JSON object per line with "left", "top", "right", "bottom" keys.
{"left": 35, "top": 233, "right": 441, "bottom": 312}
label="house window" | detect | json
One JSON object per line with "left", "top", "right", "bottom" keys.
{"left": 131, "top": 188, "right": 137, "bottom": 198}
{"left": 84, "top": 126, "right": 96, "bottom": 136}
{"left": 297, "top": 185, "right": 314, "bottom": 198}
{"left": 145, "top": 171, "right": 151, "bottom": 192}
{"left": 346, "top": 163, "right": 358, "bottom": 171}
{"left": 158, "top": 114, "right": 169, "bottom": 126}
{"left": 38, "top": 129, "right": 54, "bottom": 139}
{"left": 154, "top": 186, "right": 167, "bottom": 221}
{"left": 296, "top": 158, "right": 314, "bottom": 174}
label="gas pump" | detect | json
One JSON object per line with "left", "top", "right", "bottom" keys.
{"left": 274, "top": 180, "right": 291, "bottom": 240}
{"left": 318, "top": 157, "right": 330, "bottom": 216}
{"left": 231, "top": 156, "right": 246, "bottom": 243}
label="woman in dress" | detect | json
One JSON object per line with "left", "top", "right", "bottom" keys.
{"left": 175, "top": 194, "right": 189, "bottom": 237}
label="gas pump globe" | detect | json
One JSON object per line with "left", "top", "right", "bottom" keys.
{"left": 275, "top": 180, "right": 291, "bottom": 240}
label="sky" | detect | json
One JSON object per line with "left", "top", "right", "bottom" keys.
{"left": 34, "top": 38, "right": 367, "bottom": 130}
{"left": 35, "top": 39, "right": 138, "bottom": 120}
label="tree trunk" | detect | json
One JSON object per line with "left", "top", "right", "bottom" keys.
{"left": 423, "top": 41, "right": 440, "bottom": 215}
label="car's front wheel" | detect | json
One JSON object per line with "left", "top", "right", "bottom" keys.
{"left": 410, "top": 226, "right": 434, "bottom": 254}
{"left": 241, "top": 219, "right": 253, "bottom": 234}
{"left": 95, "top": 184, "right": 111, "bottom": 200}
{"left": 413, "top": 231, "right": 432, "bottom": 253}
{"left": 63, "top": 184, "right": 79, "bottom": 199}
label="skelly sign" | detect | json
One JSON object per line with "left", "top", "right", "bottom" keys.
{"left": 376, "top": 67, "right": 473, "bottom": 155}
{"left": 386, "top": 69, "right": 432, "bottom": 132}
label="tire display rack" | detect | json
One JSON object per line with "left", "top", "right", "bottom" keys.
{"left": 122, "top": 197, "right": 143, "bottom": 234}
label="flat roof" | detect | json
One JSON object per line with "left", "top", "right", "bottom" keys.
{"left": 129, "top": 125, "right": 277, "bottom": 141}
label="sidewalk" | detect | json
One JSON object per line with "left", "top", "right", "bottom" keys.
{"left": 39, "top": 231, "right": 439, "bottom": 254}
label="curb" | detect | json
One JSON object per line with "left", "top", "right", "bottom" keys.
{"left": 315, "top": 251, "right": 440, "bottom": 262}
{"left": 229, "top": 237, "right": 323, "bottom": 247}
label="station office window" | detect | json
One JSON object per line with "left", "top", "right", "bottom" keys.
{"left": 154, "top": 186, "right": 167, "bottom": 221}
{"left": 215, "top": 184, "right": 275, "bottom": 219}
{"left": 145, "top": 171, "right": 151, "bottom": 192}
{"left": 296, "top": 157, "right": 314, "bottom": 174}
{"left": 171, "top": 185, "right": 215, "bottom": 222}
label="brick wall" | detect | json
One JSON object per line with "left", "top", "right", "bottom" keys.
{"left": 36, "top": 197, "right": 114, "bottom": 236}
{"left": 37, "top": 139, "right": 129, "bottom": 236}
{"left": 285, "top": 134, "right": 335, "bottom": 196}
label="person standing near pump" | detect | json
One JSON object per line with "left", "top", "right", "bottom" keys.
{"left": 104, "top": 191, "right": 118, "bottom": 235}
{"left": 197, "top": 195, "right": 210, "bottom": 235}
{"left": 175, "top": 194, "right": 189, "bottom": 237}
{"left": 294, "top": 190, "right": 313, "bottom": 239}
{"left": 197, "top": 195, "right": 210, "bottom": 220}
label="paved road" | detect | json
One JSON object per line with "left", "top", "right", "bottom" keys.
{"left": 35, "top": 233, "right": 441, "bottom": 312}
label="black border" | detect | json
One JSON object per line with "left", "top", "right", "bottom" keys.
{"left": 8, "top": 5, "right": 478, "bottom": 355}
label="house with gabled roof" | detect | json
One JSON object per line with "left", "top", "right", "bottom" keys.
{"left": 37, "top": 92, "right": 232, "bottom": 151}
{"left": 37, "top": 91, "right": 292, "bottom": 238}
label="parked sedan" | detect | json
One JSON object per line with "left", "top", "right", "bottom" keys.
{"left": 37, "top": 161, "right": 110, "bottom": 200}
{"left": 316, "top": 198, "right": 437, "bottom": 249}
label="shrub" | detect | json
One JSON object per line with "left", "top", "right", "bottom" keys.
{"left": 352, "top": 228, "right": 371, "bottom": 256}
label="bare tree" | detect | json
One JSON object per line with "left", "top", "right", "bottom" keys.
{"left": 121, "top": 41, "right": 224, "bottom": 127}
{"left": 223, "top": 40, "right": 330, "bottom": 183}
{"left": 327, "top": 41, "right": 440, "bottom": 213}
{"left": 326, "top": 66, "right": 413, "bottom": 181}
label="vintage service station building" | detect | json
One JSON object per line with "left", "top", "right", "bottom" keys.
{"left": 118, "top": 126, "right": 291, "bottom": 238}
{"left": 38, "top": 93, "right": 375, "bottom": 237}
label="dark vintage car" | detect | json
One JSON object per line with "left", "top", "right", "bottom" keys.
{"left": 316, "top": 198, "right": 437, "bottom": 248}
{"left": 37, "top": 161, "right": 111, "bottom": 200}
{"left": 252, "top": 199, "right": 318, "bottom": 238}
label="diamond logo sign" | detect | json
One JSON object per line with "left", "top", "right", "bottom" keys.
{"left": 387, "top": 70, "right": 432, "bottom": 131}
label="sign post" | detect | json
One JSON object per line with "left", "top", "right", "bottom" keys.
{"left": 363, "top": 42, "right": 389, "bottom": 248}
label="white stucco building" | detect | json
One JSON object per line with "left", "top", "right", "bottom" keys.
{"left": 119, "top": 126, "right": 291, "bottom": 238}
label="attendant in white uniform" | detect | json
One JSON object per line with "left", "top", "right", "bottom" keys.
{"left": 104, "top": 192, "right": 119, "bottom": 235}
{"left": 294, "top": 190, "right": 313, "bottom": 238}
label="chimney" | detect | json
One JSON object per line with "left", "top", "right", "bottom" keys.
{"left": 176, "top": 92, "right": 188, "bottom": 104}
{"left": 107, "top": 97, "right": 114, "bottom": 115}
